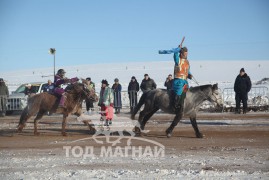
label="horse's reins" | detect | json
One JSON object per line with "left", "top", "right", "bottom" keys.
{"left": 191, "top": 75, "right": 221, "bottom": 104}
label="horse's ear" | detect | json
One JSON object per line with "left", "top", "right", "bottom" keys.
{"left": 213, "top": 83, "right": 218, "bottom": 90}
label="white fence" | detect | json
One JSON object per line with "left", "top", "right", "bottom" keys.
{"left": 222, "top": 86, "right": 269, "bottom": 112}
{"left": 0, "top": 95, "right": 8, "bottom": 112}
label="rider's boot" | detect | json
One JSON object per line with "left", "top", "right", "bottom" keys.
{"left": 59, "top": 94, "right": 66, "bottom": 108}
{"left": 174, "top": 95, "right": 182, "bottom": 109}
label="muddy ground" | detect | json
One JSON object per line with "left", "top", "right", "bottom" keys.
{"left": 0, "top": 111, "right": 269, "bottom": 179}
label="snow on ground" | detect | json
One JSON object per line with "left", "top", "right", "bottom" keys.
{"left": 1, "top": 148, "right": 268, "bottom": 179}
{"left": 0, "top": 112, "right": 269, "bottom": 179}
{"left": 1, "top": 61, "right": 269, "bottom": 179}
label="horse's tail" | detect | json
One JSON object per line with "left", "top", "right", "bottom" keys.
{"left": 18, "top": 95, "right": 42, "bottom": 131}
{"left": 18, "top": 106, "right": 29, "bottom": 131}
{"left": 131, "top": 92, "right": 148, "bottom": 120}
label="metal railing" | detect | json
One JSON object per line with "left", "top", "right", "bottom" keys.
{"left": 0, "top": 95, "right": 8, "bottom": 112}
{"left": 94, "top": 90, "right": 143, "bottom": 109}
{"left": 222, "top": 86, "right": 269, "bottom": 112}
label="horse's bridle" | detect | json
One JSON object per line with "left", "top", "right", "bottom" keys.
{"left": 67, "top": 84, "right": 96, "bottom": 102}
{"left": 207, "top": 88, "right": 222, "bottom": 105}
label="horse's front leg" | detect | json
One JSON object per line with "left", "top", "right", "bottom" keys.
{"left": 141, "top": 107, "right": 159, "bottom": 130}
{"left": 166, "top": 108, "right": 183, "bottom": 138}
{"left": 190, "top": 117, "right": 203, "bottom": 138}
{"left": 34, "top": 119, "right": 39, "bottom": 136}
{"left": 133, "top": 109, "right": 148, "bottom": 136}
{"left": 62, "top": 113, "right": 68, "bottom": 136}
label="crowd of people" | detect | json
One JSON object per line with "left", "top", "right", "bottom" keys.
{"left": 0, "top": 43, "right": 253, "bottom": 119}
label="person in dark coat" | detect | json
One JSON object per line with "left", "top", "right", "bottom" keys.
{"left": 112, "top": 78, "right": 122, "bottom": 114}
{"left": 0, "top": 78, "right": 9, "bottom": 117}
{"left": 24, "top": 84, "right": 37, "bottom": 97}
{"left": 128, "top": 76, "right": 140, "bottom": 113}
{"left": 140, "top": 74, "right": 157, "bottom": 93}
{"left": 42, "top": 80, "right": 54, "bottom": 93}
{"left": 234, "top": 68, "right": 252, "bottom": 114}
{"left": 164, "top": 74, "right": 173, "bottom": 91}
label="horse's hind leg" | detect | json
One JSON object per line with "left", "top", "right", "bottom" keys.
{"left": 33, "top": 110, "right": 46, "bottom": 135}
{"left": 190, "top": 117, "right": 203, "bottom": 138}
{"left": 18, "top": 106, "right": 38, "bottom": 132}
{"left": 82, "top": 120, "right": 96, "bottom": 134}
{"left": 62, "top": 113, "right": 68, "bottom": 136}
{"left": 140, "top": 108, "right": 159, "bottom": 130}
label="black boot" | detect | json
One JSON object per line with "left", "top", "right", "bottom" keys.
{"left": 174, "top": 95, "right": 182, "bottom": 109}
{"left": 235, "top": 109, "right": 240, "bottom": 114}
{"left": 104, "top": 120, "right": 109, "bottom": 126}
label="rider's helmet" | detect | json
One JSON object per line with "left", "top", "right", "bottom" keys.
{"left": 57, "top": 69, "right": 66, "bottom": 78}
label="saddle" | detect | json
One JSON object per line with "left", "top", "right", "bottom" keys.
{"left": 167, "top": 89, "right": 187, "bottom": 113}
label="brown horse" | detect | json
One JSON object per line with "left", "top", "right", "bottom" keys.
{"left": 17, "top": 83, "right": 98, "bottom": 136}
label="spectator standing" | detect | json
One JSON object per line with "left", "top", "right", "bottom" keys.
{"left": 164, "top": 74, "right": 173, "bottom": 91}
{"left": 98, "top": 80, "right": 114, "bottom": 126}
{"left": 234, "top": 68, "right": 252, "bottom": 114}
{"left": 24, "top": 84, "right": 35, "bottom": 97}
{"left": 140, "top": 74, "right": 157, "bottom": 93}
{"left": 0, "top": 78, "right": 9, "bottom": 117}
{"left": 84, "top": 77, "right": 95, "bottom": 114}
{"left": 128, "top": 76, "right": 139, "bottom": 113}
{"left": 112, "top": 78, "right": 122, "bottom": 114}
{"left": 42, "top": 80, "right": 54, "bottom": 93}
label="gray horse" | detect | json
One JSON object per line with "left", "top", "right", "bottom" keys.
{"left": 131, "top": 84, "right": 222, "bottom": 138}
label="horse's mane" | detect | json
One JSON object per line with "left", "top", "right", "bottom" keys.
{"left": 189, "top": 84, "right": 212, "bottom": 93}
{"left": 65, "top": 83, "right": 84, "bottom": 91}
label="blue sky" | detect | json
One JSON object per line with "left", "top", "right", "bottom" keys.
{"left": 0, "top": 0, "right": 268, "bottom": 72}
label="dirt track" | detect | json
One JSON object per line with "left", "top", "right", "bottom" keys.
{"left": 0, "top": 112, "right": 269, "bottom": 179}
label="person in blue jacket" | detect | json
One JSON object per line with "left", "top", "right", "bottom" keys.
{"left": 159, "top": 46, "right": 192, "bottom": 110}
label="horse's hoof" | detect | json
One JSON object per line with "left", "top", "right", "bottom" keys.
{"left": 34, "top": 132, "right": 40, "bottom": 136}
{"left": 196, "top": 133, "right": 204, "bottom": 138}
{"left": 133, "top": 126, "right": 141, "bottom": 133}
{"left": 17, "top": 125, "right": 24, "bottom": 133}
{"left": 130, "top": 115, "right": 135, "bottom": 120}
{"left": 82, "top": 120, "right": 89, "bottom": 126}
{"left": 89, "top": 128, "right": 96, "bottom": 135}
{"left": 89, "top": 129, "right": 96, "bottom": 135}
{"left": 133, "top": 126, "right": 141, "bottom": 136}
{"left": 166, "top": 133, "right": 172, "bottom": 138}
{"left": 165, "top": 129, "right": 172, "bottom": 138}
{"left": 62, "top": 132, "right": 67, "bottom": 136}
